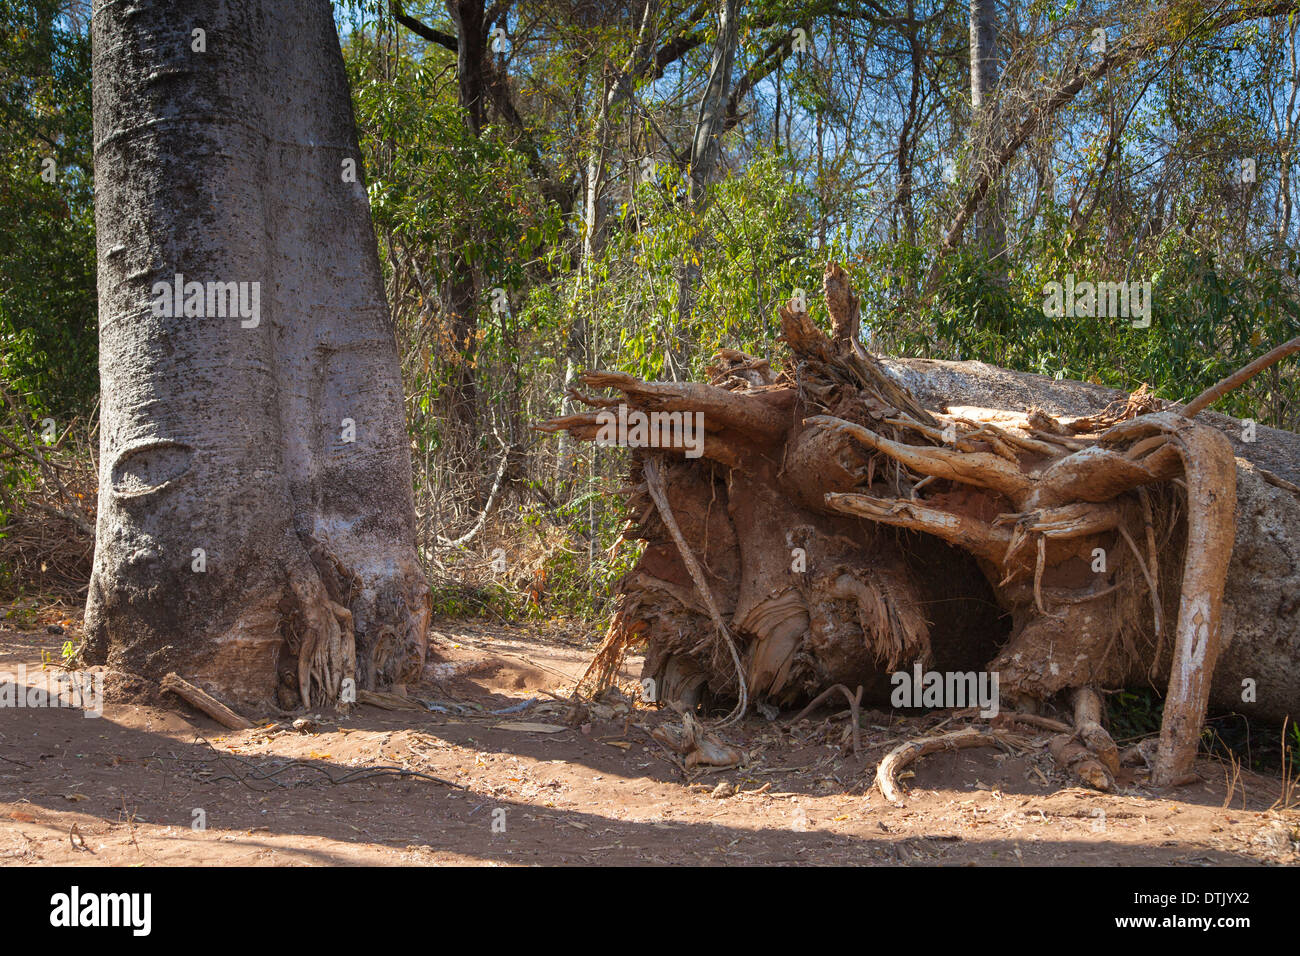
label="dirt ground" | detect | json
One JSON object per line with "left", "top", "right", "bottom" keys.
{"left": 1, "top": 604, "right": 1297, "bottom": 866}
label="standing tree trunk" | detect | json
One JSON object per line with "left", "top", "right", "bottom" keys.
{"left": 969, "top": 0, "right": 1006, "bottom": 283}
{"left": 443, "top": 263, "right": 481, "bottom": 458}
{"left": 672, "top": 0, "right": 739, "bottom": 378}
{"left": 447, "top": 0, "right": 488, "bottom": 135}
{"left": 895, "top": 25, "right": 923, "bottom": 251}
{"left": 444, "top": 0, "right": 490, "bottom": 458}
{"left": 394, "top": 1, "right": 492, "bottom": 462}
{"left": 559, "top": 2, "right": 663, "bottom": 482}
{"left": 85, "top": 0, "right": 429, "bottom": 710}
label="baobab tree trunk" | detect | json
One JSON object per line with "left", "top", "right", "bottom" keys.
{"left": 539, "top": 264, "right": 1300, "bottom": 788}
{"left": 85, "top": 0, "right": 429, "bottom": 711}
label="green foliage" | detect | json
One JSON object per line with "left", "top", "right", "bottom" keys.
{"left": 344, "top": 33, "right": 563, "bottom": 456}
{"left": 1108, "top": 688, "right": 1165, "bottom": 743}
{"left": 0, "top": 2, "right": 97, "bottom": 421}
{"left": 532, "top": 477, "right": 641, "bottom": 621}
{"left": 586, "top": 149, "right": 821, "bottom": 380}
{"left": 426, "top": 481, "right": 640, "bottom": 624}
{"left": 860, "top": 236, "right": 1300, "bottom": 431}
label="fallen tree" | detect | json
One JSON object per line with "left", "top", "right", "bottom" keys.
{"left": 538, "top": 264, "right": 1300, "bottom": 789}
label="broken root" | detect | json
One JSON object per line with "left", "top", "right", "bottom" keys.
{"left": 875, "top": 727, "right": 1022, "bottom": 803}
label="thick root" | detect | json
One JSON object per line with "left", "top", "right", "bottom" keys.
{"left": 1046, "top": 686, "right": 1121, "bottom": 791}
{"left": 1048, "top": 734, "right": 1114, "bottom": 791}
{"left": 287, "top": 559, "right": 357, "bottom": 709}
{"left": 875, "top": 727, "right": 1020, "bottom": 803}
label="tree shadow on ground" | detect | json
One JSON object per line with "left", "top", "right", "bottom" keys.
{"left": 0, "top": 686, "right": 1292, "bottom": 866}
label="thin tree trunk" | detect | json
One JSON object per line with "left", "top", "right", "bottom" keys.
{"left": 447, "top": 0, "right": 487, "bottom": 135}
{"left": 444, "top": 264, "right": 480, "bottom": 458}
{"left": 559, "top": 8, "right": 656, "bottom": 480}
{"left": 969, "top": 0, "right": 1006, "bottom": 283}
{"left": 672, "top": 0, "right": 739, "bottom": 377}
{"left": 895, "top": 29, "right": 922, "bottom": 251}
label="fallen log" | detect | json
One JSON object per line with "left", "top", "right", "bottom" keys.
{"left": 538, "top": 263, "right": 1300, "bottom": 789}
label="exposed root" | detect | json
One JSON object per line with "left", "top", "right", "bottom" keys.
{"left": 642, "top": 457, "right": 748, "bottom": 726}
{"left": 875, "top": 727, "right": 1021, "bottom": 803}
{"left": 1073, "top": 687, "right": 1120, "bottom": 775}
{"left": 1048, "top": 734, "right": 1113, "bottom": 791}
{"left": 1117, "top": 522, "right": 1161, "bottom": 639}
{"left": 826, "top": 492, "right": 1010, "bottom": 563}
{"left": 825, "top": 574, "right": 929, "bottom": 673}
{"left": 538, "top": 262, "right": 1266, "bottom": 799}
{"left": 791, "top": 683, "right": 863, "bottom": 756}
{"left": 1181, "top": 335, "right": 1300, "bottom": 418}
{"left": 1136, "top": 487, "right": 1163, "bottom": 640}
{"left": 286, "top": 559, "right": 357, "bottom": 709}
{"left": 807, "top": 414, "right": 1034, "bottom": 500}
{"left": 1102, "top": 414, "right": 1237, "bottom": 786}
{"left": 651, "top": 710, "right": 745, "bottom": 770}
{"left": 1046, "top": 686, "right": 1119, "bottom": 791}
{"left": 576, "top": 604, "right": 644, "bottom": 696}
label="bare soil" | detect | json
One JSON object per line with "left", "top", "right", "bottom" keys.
{"left": 0, "top": 605, "right": 1296, "bottom": 866}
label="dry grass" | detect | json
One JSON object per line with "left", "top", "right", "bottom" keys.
{"left": 1274, "top": 717, "right": 1299, "bottom": 812}
{"left": 0, "top": 391, "right": 97, "bottom": 605}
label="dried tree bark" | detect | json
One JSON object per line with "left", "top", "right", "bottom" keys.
{"left": 539, "top": 264, "right": 1300, "bottom": 788}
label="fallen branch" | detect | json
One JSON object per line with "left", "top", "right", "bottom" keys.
{"left": 356, "top": 688, "right": 425, "bottom": 712}
{"left": 1182, "top": 335, "right": 1300, "bottom": 418}
{"left": 161, "top": 673, "right": 253, "bottom": 730}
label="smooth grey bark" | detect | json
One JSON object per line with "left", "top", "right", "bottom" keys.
{"left": 968, "top": 0, "right": 1006, "bottom": 280}
{"left": 688, "top": 0, "right": 738, "bottom": 202}
{"left": 86, "top": 0, "right": 429, "bottom": 709}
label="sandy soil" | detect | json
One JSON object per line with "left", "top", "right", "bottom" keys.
{"left": 0, "top": 608, "right": 1296, "bottom": 867}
